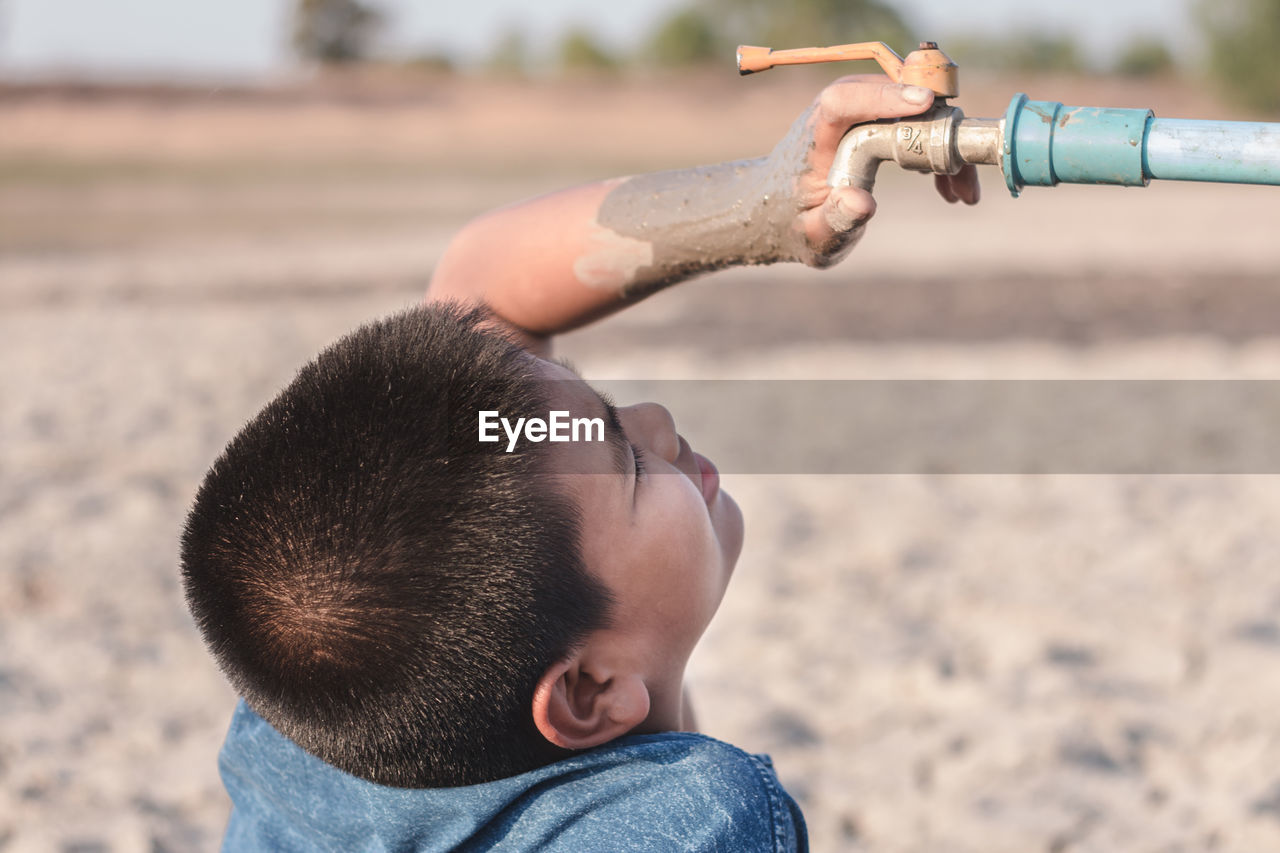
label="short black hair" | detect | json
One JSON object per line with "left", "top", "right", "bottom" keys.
{"left": 181, "top": 303, "right": 613, "bottom": 788}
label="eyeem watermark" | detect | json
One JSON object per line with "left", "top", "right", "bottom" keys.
{"left": 478, "top": 410, "right": 604, "bottom": 452}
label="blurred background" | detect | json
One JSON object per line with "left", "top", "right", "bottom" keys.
{"left": 3, "top": 1, "right": 1280, "bottom": 851}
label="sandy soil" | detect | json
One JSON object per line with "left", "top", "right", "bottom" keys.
{"left": 3, "top": 72, "right": 1280, "bottom": 852}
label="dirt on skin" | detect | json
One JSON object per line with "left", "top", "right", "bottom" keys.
{"left": 3, "top": 70, "right": 1280, "bottom": 852}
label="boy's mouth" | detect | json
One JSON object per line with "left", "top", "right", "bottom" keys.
{"left": 694, "top": 451, "right": 720, "bottom": 504}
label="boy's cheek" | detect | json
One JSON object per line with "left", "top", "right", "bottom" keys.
{"left": 713, "top": 490, "right": 745, "bottom": 569}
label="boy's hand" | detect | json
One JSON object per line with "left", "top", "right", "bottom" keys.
{"left": 771, "top": 75, "right": 981, "bottom": 268}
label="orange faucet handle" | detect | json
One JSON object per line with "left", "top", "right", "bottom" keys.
{"left": 737, "top": 41, "right": 959, "bottom": 98}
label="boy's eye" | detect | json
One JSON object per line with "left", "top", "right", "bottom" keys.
{"left": 630, "top": 442, "right": 646, "bottom": 483}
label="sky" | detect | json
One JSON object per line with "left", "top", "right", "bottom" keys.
{"left": 0, "top": 0, "right": 1199, "bottom": 80}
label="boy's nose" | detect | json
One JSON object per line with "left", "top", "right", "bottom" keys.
{"left": 625, "top": 402, "right": 680, "bottom": 462}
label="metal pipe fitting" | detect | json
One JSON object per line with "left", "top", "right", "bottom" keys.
{"left": 828, "top": 106, "right": 1003, "bottom": 192}
{"left": 955, "top": 117, "right": 1002, "bottom": 168}
{"left": 829, "top": 104, "right": 966, "bottom": 191}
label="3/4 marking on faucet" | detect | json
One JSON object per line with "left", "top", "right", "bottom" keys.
{"left": 898, "top": 125, "right": 925, "bottom": 155}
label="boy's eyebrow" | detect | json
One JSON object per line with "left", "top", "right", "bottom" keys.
{"left": 549, "top": 357, "right": 632, "bottom": 481}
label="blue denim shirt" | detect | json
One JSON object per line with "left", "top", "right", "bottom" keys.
{"left": 218, "top": 700, "right": 808, "bottom": 852}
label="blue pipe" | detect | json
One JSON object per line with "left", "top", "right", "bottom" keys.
{"left": 1002, "top": 93, "right": 1280, "bottom": 196}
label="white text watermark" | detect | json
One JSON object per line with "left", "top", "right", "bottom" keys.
{"left": 478, "top": 410, "right": 605, "bottom": 452}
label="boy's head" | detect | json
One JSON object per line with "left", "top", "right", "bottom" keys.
{"left": 181, "top": 304, "right": 742, "bottom": 788}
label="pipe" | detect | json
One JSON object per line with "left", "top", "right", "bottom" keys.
{"left": 1145, "top": 119, "right": 1280, "bottom": 184}
{"left": 827, "top": 94, "right": 1280, "bottom": 198}
{"left": 1000, "top": 94, "right": 1280, "bottom": 196}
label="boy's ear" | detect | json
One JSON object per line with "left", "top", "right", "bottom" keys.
{"left": 532, "top": 655, "right": 651, "bottom": 751}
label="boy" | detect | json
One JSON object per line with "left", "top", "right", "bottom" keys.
{"left": 181, "top": 76, "right": 979, "bottom": 851}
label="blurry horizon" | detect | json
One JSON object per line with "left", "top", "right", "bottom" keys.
{"left": 0, "top": 0, "right": 1198, "bottom": 82}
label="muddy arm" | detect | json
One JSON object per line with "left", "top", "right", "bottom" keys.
{"left": 426, "top": 76, "right": 977, "bottom": 355}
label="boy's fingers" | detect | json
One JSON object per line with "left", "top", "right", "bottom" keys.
{"left": 934, "top": 173, "right": 960, "bottom": 204}
{"left": 953, "top": 163, "right": 982, "bottom": 204}
{"left": 813, "top": 76, "right": 935, "bottom": 156}
{"left": 935, "top": 166, "right": 981, "bottom": 205}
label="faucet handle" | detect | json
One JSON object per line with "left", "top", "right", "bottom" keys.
{"left": 737, "top": 41, "right": 959, "bottom": 98}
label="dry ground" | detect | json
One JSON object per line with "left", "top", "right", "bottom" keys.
{"left": 3, "top": 70, "right": 1280, "bottom": 852}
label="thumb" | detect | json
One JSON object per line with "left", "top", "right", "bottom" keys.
{"left": 799, "top": 186, "right": 878, "bottom": 268}
{"left": 822, "top": 186, "right": 876, "bottom": 236}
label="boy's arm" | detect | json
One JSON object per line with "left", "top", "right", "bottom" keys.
{"left": 427, "top": 75, "right": 979, "bottom": 356}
